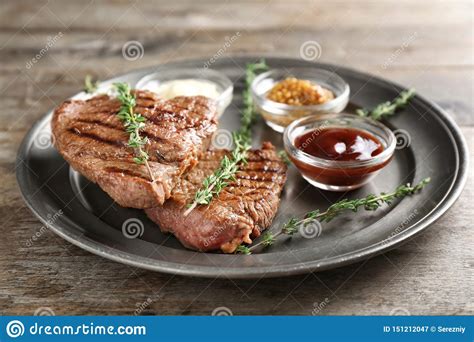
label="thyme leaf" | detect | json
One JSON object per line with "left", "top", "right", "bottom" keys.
{"left": 235, "top": 245, "right": 251, "bottom": 255}
{"left": 278, "top": 150, "right": 291, "bottom": 165}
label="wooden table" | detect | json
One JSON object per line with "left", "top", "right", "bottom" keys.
{"left": 1, "top": 0, "right": 472, "bottom": 315}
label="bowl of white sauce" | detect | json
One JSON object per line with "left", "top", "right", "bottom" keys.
{"left": 136, "top": 68, "right": 233, "bottom": 118}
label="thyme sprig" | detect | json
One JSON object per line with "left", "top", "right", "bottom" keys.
{"left": 114, "top": 82, "right": 155, "bottom": 182}
{"left": 239, "top": 60, "right": 268, "bottom": 143}
{"left": 356, "top": 88, "right": 416, "bottom": 120}
{"left": 236, "top": 177, "right": 430, "bottom": 254}
{"left": 84, "top": 75, "right": 99, "bottom": 94}
{"left": 183, "top": 136, "right": 250, "bottom": 215}
{"left": 184, "top": 60, "right": 268, "bottom": 216}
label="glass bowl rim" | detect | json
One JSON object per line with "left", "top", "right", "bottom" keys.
{"left": 284, "top": 113, "right": 397, "bottom": 169}
{"left": 251, "top": 67, "right": 350, "bottom": 111}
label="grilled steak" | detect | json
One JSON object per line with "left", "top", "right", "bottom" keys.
{"left": 145, "top": 142, "right": 287, "bottom": 253}
{"left": 52, "top": 90, "right": 217, "bottom": 208}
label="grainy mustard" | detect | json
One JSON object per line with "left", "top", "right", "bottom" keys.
{"left": 267, "top": 77, "right": 334, "bottom": 106}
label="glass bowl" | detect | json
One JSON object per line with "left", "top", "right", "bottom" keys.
{"left": 284, "top": 114, "right": 396, "bottom": 191}
{"left": 136, "top": 68, "right": 233, "bottom": 118}
{"left": 251, "top": 68, "right": 350, "bottom": 132}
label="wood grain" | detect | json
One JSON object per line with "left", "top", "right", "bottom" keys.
{"left": 0, "top": 0, "right": 472, "bottom": 315}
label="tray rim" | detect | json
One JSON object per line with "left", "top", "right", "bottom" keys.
{"left": 16, "top": 56, "right": 469, "bottom": 278}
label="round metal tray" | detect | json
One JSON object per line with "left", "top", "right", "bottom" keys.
{"left": 16, "top": 57, "right": 469, "bottom": 278}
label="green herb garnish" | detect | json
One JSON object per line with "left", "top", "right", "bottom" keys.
{"left": 114, "top": 82, "right": 155, "bottom": 181}
{"left": 84, "top": 75, "right": 99, "bottom": 94}
{"left": 356, "top": 89, "right": 415, "bottom": 120}
{"left": 236, "top": 177, "right": 430, "bottom": 254}
{"left": 184, "top": 60, "right": 268, "bottom": 216}
{"left": 239, "top": 60, "right": 268, "bottom": 143}
{"left": 235, "top": 245, "right": 251, "bottom": 255}
{"left": 278, "top": 150, "right": 291, "bottom": 165}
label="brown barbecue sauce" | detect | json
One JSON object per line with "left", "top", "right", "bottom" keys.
{"left": 292, "top": 127, "right": 390, "bottom": 187}
{"left": 295, "top": 127, "right": 384, "bottom": 161}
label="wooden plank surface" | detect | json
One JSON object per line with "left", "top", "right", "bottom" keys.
{"left": 0, "top": 0, "right": 472, "bottom": 315}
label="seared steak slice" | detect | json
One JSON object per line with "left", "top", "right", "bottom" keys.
{"left": 145, "top": 142, "right": 287, "bottom": 253}
{"left": 52, "top": 90, "right": 217, "bottom": 208}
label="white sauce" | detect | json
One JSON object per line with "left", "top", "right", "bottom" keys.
{"left": 141, "top": 79, "right": 220, "bottom": 100}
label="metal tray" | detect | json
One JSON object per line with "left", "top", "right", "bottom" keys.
{"left": 16, "top": 57, "right": 469, "bottom": 278}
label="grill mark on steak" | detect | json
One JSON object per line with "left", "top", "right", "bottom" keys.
{"left": 74, "top": 118, "right": 166, "bottom": 144}
{"left": 145, "top": 142, "right": 287, "bottom": 253}
{"left": 71, "top": 106, "right": 177, "bottom": 134}
{"left": 67, "top": 128, "right": 127, "bottom": 148}
{"left": 75, "top": 118, "right": 121, "bottom": 129}
{"left": 103, "top": 166, "right": 150, "bottom": 180}
{"left": 52, "top": 90, "right": 218, "bottom": 208}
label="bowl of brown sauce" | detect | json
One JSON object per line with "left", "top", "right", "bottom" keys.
{"left": 284, "top": 113, "right": 396, "bottom": 191}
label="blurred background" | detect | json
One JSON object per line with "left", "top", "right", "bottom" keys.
{"left": 0, "top": 0, "right": 472, "bottom": 315}
{"left": 2, "top": 0, "right": 472, "bottom": 126}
